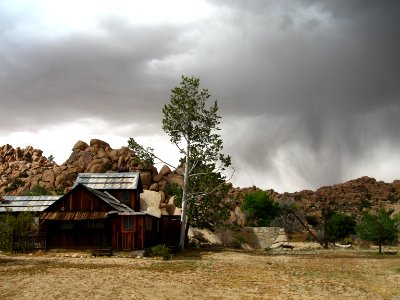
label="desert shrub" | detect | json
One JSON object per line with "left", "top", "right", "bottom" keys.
{"left": 148, "top": 244, "right": 171, "bottom": 260}
{"left": 360, "top": 198, "right": 372, "bottom": 210}
{"left": 4, "top": 178, "right": 24, "bottom": 193}
{"left": 25, "top": 185, "right": 52, "bottom": 196}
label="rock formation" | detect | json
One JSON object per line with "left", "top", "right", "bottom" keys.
{"left": 275, "top": 176, "right": 400, "bottom": 220}
{"left": 0, "top": 139, "right": 181, "bottom": 195}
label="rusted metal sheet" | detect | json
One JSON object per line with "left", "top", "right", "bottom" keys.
{"left": 41, "top": 211, "right": 107, "bottom": 220}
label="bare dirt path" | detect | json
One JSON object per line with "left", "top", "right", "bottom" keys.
{"left": 0, "top": 248, "right": 399, "bottom": 299}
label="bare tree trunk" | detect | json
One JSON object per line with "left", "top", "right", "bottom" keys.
{"left": 179, "top": 142, "right": 190, "bottom": 250}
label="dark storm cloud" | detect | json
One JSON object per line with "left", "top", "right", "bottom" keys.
{"left": 0, "top": 17, "right": 189, "bottom": 131}
{"left": 1, "top": 1, "right": 399, "bottom": 191}
{"left": 198, "top": 0, "right": 400, "bottom": 190}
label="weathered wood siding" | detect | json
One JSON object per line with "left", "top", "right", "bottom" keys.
{"left": 44, "top": 219, "right": 112, "bottom": 249}
{"left": 51, "top": 186, "right": 110, "bottom": 212}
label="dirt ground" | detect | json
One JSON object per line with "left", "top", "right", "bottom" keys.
{"left": 1, "top": 244, "right": 399, "bottom": 299}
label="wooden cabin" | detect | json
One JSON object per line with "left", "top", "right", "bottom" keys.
{"left": 39, "top": 172, "right": 181, "bottom": 250}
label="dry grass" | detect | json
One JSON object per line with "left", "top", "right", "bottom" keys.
{"left": 0, "top": 246, "right": 399, "bottom": 299}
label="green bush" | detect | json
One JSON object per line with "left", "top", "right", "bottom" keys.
{"left": 326, "top": 213, "right": 356, "bottom": 242}
{"left": 25, "top": 185, "right": 52, "bottom": 196}
{"left": 4, "top": 178, "right": 24, "bottom": 193}
{"left": 241, "top": 191, "right": 280, "bottom": 227}
{"left": 148, "top": 244, "right": 171, "bottom": 260}
{"left": 0, "top": 212, "right": 38, "bottom": 251}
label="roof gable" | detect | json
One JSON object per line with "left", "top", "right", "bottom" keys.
{"left": 43, "top": 184, "right": 133, "bottom": 214}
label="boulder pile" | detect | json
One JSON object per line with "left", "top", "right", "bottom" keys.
{"left": 0, "top": 139, "right": 183, "bottom": 197}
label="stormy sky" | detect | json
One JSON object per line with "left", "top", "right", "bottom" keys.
{"left": 1, "top": 0, "right": 399, "bottom": 192}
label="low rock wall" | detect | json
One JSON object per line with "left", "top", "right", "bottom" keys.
{"left": 242, "top": 227, "right": 286, "bottom": 249}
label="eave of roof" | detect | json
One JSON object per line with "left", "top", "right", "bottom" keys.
{"left": 41, "top": 211, "right": 107, "bottom": 220}
{"left": 0, "top": 195, "right": 62, "bottom": 212}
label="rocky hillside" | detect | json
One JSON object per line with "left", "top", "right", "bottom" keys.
{"left": 1, "top": 139, "right": 399, "bottom": 223}
{"left": 226, "top": 178, "right": 400, "bottom": 225}
{"left": 276, "top": 176, "right": 400, "bottom": 219}
{"left": 0, "top": 139, "right": 182, "bottom": 196}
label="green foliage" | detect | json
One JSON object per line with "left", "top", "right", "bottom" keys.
{"left": 147, "top": 244, "right": 171, "bottom": 260}
{"left": 356, "top": 208, "right": 398, "bottom": 253}
{"left": 325, "top": 213, "right": 356, "bottom": 242}
{"left": 164, "top": 183, "right": 183, "bottom": 201}
{"left": 185, "top": 162, "right": 234, "bottom": 228}
{"left": 360, "top": 198, "right": 372, "bottom": 210}
{"left": 25, "top": 185, "right": 52, "bottom": 196}
{"left": 0, "top": 212, "right": 38, "bottom": 251}
{"left": 127, "top": 138, "right": 155, "bottom": 168}
{"left": 241, "top": 191, "right": 280, "bottom": 227}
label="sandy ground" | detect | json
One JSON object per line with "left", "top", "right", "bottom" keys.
{"left": 0, "top": 245, "right": 399, "bottom": 299}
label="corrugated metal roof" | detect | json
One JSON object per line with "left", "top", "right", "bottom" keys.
{"left": 74, "top": 172, "right": 141, "bottom": 190}
{"left": 0, "top": 196, "right": 61, "bottom": 212}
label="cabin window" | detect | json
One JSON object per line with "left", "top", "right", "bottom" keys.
{"left": 146, "top": 217, "right": 153, "bottom": 231}
{"left": 87, "top": 220, "right": 103, "bottom": 229}
{"left": 124, "top": 217, "right": 134, "bottom": 231}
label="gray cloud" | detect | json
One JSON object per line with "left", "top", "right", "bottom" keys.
{"left": 1, "top": 1, "right": 399, "bottom": 191}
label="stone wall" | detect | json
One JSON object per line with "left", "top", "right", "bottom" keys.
{"left": 242, "top": 227, "right": 287, "bottom": 249}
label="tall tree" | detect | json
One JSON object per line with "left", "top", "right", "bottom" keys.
{"left": 356, "top": 208, "right": 398, "bottom": 254}
{"left": 129, "top": 76, "right": 232, "bottom": 249}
